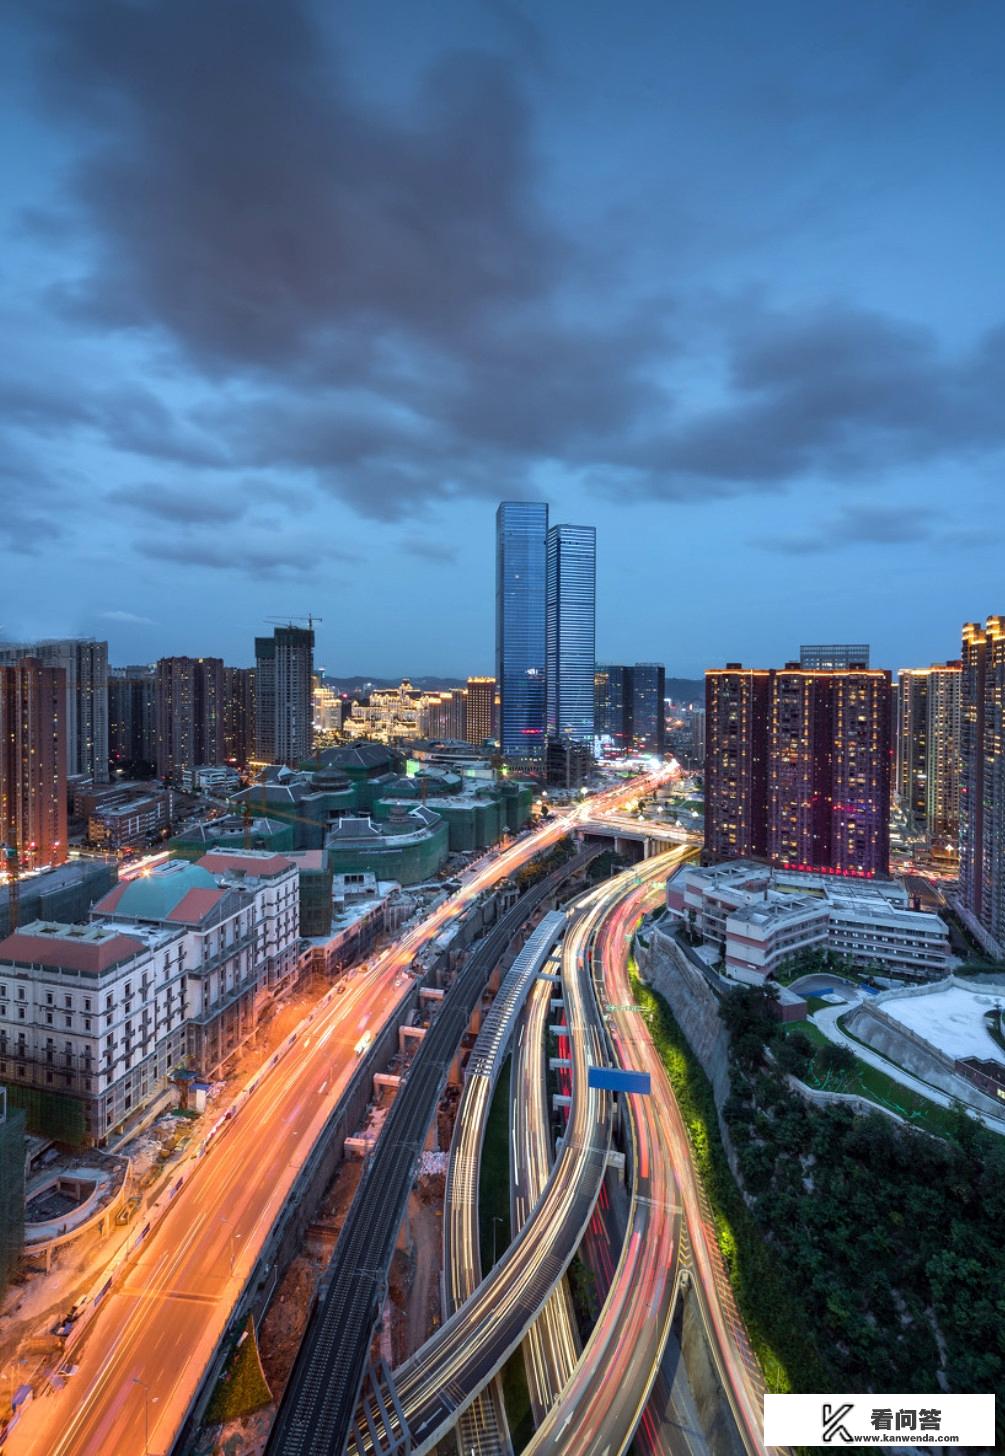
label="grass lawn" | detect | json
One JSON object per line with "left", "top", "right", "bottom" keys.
{"left": 782, "top": 1021, "right": 962, "bottom": 1138}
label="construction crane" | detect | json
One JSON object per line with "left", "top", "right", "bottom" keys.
{"left": 2, "top": 844, "right": 20, "bottom": 932}
{"left": 263, "top": 614, "right": 324, "bottom": 632}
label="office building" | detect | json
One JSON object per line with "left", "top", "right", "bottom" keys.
{"left": 255, "top": 626, "right": 314, "bottom": 766}
{"left": 108, "top": 665, "right": 158, "bottom": 776}
{"left": 0, "top": 639, "right": 108, "bottom": 782}
{"left": 0, "top": 659, "right": 68, "bottom": 872}
{"left": 896, "top": 662, "right": 962, "bottom": 845}
{"left": 960, "top": 617, "right": 1005, "bottom": 956}
{"left": 87, "top": 787, "right": 171, "bottom": 850}
{"left": 630, "top": 663, "right": 666, "bottom": 755}
{"left": 800, "top": 643, "right": 870, "bottom": 670}
{"left": 545, "top": 523, "right": 596, "bottom": 746}
{"left": 666, "top": 861, "right": 954, "bottom": 983}
{"left": 155, "top": 657, "right": 225, "bottom": 783}
{"left": 595, "top": 664, "right": 632, "bottom": 748}
{"left": 223, "top": 666, "right": 256, "bottom": 766}
{"left": 706, "top": 663, "right": 892, "bottom": 877}
{"left": 496, "top": 501, "right": 548, "bottom": 759}
{"left": 595, "top": 663, "right": 667, "bottom": 756}
{"left": 465, "top": 676, "right": 496, "bottom": 746}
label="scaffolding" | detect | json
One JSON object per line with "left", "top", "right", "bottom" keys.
{"left": 0, "top": 1088, "right": 26, "bottom": 1296}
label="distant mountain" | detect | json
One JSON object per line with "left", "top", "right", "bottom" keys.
{"left": 666, "top": 677, "right": 704, "bottom": 703}
{"left": 326, "top": 673, "right": 705, "bottom": 701}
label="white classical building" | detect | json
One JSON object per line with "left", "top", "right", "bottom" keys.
{"left": 0, "top": 853, "right": 302, "bottom": 1144}
{"left": 0, "top": 920, "right": 188, "bottom": 1142}
{"left": 666, "top": 860, "right": 955, "bottom": 984}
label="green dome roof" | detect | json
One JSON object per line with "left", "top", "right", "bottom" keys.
{"left": 114, "top": 860, "right": 217, "bottom": 920}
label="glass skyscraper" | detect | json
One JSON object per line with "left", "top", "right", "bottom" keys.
{"left": 496, "top": 501, "right": 548, "bottom": 758}
{"left": 545, "top": 523, "right": 596, "bottom": 745}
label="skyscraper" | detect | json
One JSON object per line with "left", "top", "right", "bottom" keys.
{"left": 0, "top": 658, "right": 68, "bottom": 871}
{"left": 960, "top": 617, "right": 1005, "bottom": 955}
{"left": 465, "top": 677, "right": 496, "bottom": 746}
{"left": 0, "top": 639, "right": 108, "bottom": 782}
{"left": 706, "top": 662, "right": 892, "bottom": 876}
{"left": 800, "top": 643, "right": 870, "bottom": 670}
{"left": 595, "top": 664, "right": 632, "bottom": 748}
{"left": 630, "top": 663, "right": 666, "bottom": 755}
{"left": 108, "top": 665, "right": 158, "bottom": 775}
{"left": 896, "top": 662, "right": 961, "bottom": 844}
{"left": 496, "top": 502, "right": 548, "bottom": 759}
{"left": 545, "top": 523, "right": 596, "bottom": 746}
{"left": 255, "top": 626, "right": 314, "bottom": 766}
{"left": 223, "top": 666, "right": 256, "bottom": 766}
{"left": 705, "top": 667, "right": 770, "bottom": 861}
{"left": 155, "top": 657, "right": 225, "bottom": 782}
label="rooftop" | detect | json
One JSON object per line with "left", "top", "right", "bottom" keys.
{"left": 93, "top": 859, "right": 218, "bottom": 921}
{"left": 0, "top": 921, "right": 155, "bottom": 974}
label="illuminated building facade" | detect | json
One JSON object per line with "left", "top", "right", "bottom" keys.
{"left": 155, "top": 657, "right": 225, "bottom": 782}
{"left": 0, "top": 638, "right": 108, "bottom": 782}
{"left": 896, "top": 662, "right": 962, "bottom": 844}
{"left": 545, "top": 523, "right": 596, "bottom": 746}
{"left": 0, "top": 658, "right": 68, "bottom": 872}
{"left": 706, "top": 663, "right": 892, "bottom": 876}
{"left": 630, "top": 662, "right": 666, "bottom": 755}
{"left": 496, "top": 501, "right": 548, "bottom": 759}
{"left": 465, "top": 676, "right": 496, "bottom": 745}
{"left": 961, "top": 616, "right": 1005, "bottom": 955}
{"left": 705, "top": 667, "right": 770, "bottom": 860}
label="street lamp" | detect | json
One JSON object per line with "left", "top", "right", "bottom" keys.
{"left": 491, "top": 1214, "right": 505, "bottom": 1265}
{"left": 132, "top": 1376, "right": 158, "bottom": 1456}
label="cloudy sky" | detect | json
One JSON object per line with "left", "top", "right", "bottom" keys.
{"left": 2, "top": 0, "right": 1003, "bottom": 678}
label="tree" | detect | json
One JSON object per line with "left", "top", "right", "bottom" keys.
{"left": 816, "top": 1042, "right": 855, "bottom": 1077}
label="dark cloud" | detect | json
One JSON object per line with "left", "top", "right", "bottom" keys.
{"left": 12, "top": 0, "right": 1005, "bottom": 542}
{"left": 759, "top": 503, "right": 946, "bottom": 556}
{"left": 107, "top": 483, "right": 247, "bottom": 526}
{"left": 400, "top": 538, "right": 458, "bottom": 563}
{"left": 619, "top": 306, "right": 1005, "bottom": 498}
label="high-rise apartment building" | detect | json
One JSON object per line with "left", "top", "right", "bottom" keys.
{"left": 223, "top": 666, "right": 256, "bottom": 766}
{"left": 706, "top": 663, "right": 891, "bottom": 877}
{"left": 0, "top": 639, "right": 108, "bottom": 782}
{"left": 422, "top": 688, "right": 467, "bottom": 741}
{"left": 496, "top": 502, "right": 548, "bottom": 759}
{"left": 108, "top": 665, "right": 158, "bottom": 775}
{"left": 960, "top": 617, "right": 1005, "bottom": 955}
{"left": 465, "top": 676, "right": 496, "bottom": 746}
{"left": 545, "top": 523, "right": 596, "bottom": 746}
{"left": 630, "top": 663, "right": 666, "bottom": 755}
{"left": 255, "top": 627, "right": 314, "bottom": 766}
{"left": 155, "top": 657, "right": 225, "bottom": 782}
{"left": 800, "top": 643, "right": 870, "bottom": 670}
{"left": 896, "top": 662, "right": 961, "bottom": 844}
{"left": 0, "top": 658, "right": 68, "bottom": 871}
{"left": 705, "top": 667, "right": 771, "bottom": 861}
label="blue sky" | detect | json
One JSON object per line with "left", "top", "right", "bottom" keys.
{"left": 2, "top": 0, "right": 1003, "bottom": 677}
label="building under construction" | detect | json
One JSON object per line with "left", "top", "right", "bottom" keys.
{"left": 0, "top": 1087, "right": 26, "bottom": 1297}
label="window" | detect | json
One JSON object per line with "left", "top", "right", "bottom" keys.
{"left": 64, "top": 995, "right": 72, "bottom": 1009}
{"left": 84, "top": 997, "right": 92, "bottom": 1012}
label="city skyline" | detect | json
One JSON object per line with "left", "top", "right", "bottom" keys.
{"left": 2, "top": 2, "right": 1004, "bottom": 675}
